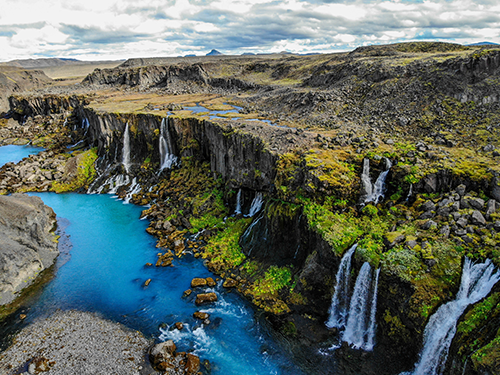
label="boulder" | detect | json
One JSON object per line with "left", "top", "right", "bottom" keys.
{"left": 486, "top": 199, "right": 498, "bottom": 219}
{"left": 0, "top": 194, "right": 59, "bottom": 306}
{"left": 471, "top": 210, "right": 486, "bottom": 226}
{"left": 193, "top": 311, "right": 210, "bottom": 320}
{"left": 149, "top": 340, "right": 176, "bottom": 367}
{"left": 223, "top": 278, "right": 238, "bottom": 288}
{"left": 186, "top": 353, "right": 200, "bottom": 374}
{"left": 191, "top": 278, "right": 208, "bottom": 288}
{"left": 206, "top": 277, "right": 216, "bottom": 287}
{"left": 195, "top": 292, "right": 218, "bottom": 305}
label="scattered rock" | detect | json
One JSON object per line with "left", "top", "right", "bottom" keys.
{"left": 206, "top": 277, "right": 216, "bottom": 287}
{"left": 191, "top": 278, "right": 208, "bottom": 288}
{"left": 193, "top": 311, "right": 210, "bottom": 320}
{"left": 195, "top": 292, "right": 218, "bottom": 305}
{"left": 223, "top": 278, "right": 238, "bottom": 288}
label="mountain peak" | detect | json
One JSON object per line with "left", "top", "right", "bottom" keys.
{"left": 206, "top": 49, "right": 223, "bottom": 56}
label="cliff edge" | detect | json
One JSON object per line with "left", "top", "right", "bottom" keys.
{"left": 0, "top": 194, "right": 58, "bottom": 306}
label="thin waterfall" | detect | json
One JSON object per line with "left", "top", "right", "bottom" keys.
{"left": 406, "top": 258, "right": 500, "bottom": 375}
{"left": 360, "top": 159, "right": 373, "bottom": 200}
{"left": 326, "top": 244, "right": 358, "bottom": 329}
{"left": 247, "top": 192, "right": 264, "bottom": 217}
{"left": 123, "top": 122, "right": 131, "bottom": 174}
{"left": 240, "top": 210, "right": 265, "bottom": 257}
{"left": 343, "top": 263, "right": 379, "bottom": 351}
{"left": 159, "top": 118, "right": 178, "bottom": 170}
{"left": 363, "top": 157, "right": 392, "bottom": 205}
{"left": 365, "top": 267, "right": 380, "bottom": 351}
{"left": 235, "top": 189, "right": 242, "bottom": 215}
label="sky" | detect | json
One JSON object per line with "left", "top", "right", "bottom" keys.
{"left": 1, "top": 0, "right": 500, "bottom": 62}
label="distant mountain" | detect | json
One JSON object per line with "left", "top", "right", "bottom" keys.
{"left": 206, "top": 49, "right": 223, "bottom": 56}
{"left": 242, "top": 52, "right": 255, "bottom": 56}
{"left": 0, "top": 58, "right": 83, "bottom": 69}
{"left": 184, "top": 54, "right": 197, "bottom": 57}
{"left": 466, "top": 41, "right": 499, "bottom": 46}
{"left": 0, "top": 58, "right": 122, "bottom": 69}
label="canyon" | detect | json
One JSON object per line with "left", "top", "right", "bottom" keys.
{"left": 1, "top": 41, "right": 500, "bottom": 375}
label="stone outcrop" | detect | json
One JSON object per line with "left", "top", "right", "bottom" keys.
{"left": 149, "top": 340, "right": 201, "bottom": 374}
{"left": 0, "top": 194, "right": 58, "bottom": 306}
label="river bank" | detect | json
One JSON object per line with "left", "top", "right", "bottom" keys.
{"left": 0, "top": 310, "right": 155, "bottom": 375}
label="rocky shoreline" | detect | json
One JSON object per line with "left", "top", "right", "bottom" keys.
{"left": 0, "top": 310, "right": 155, "bottom": 375}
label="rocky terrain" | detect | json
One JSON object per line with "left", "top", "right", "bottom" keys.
{"left": 0, "top": 194, "right": 58, "bottom": 307}
{"left": 1, "top": 41, "right": 500, "bottom": 375}
{"left": 0, "top": 67, "right": 52, "bottom": 114}
{"left": 0, "top": 310, "right": 155, "bottom": 375}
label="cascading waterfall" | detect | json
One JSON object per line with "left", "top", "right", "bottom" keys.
{"left": 362, "top": 157, "right": 392, "bottom": 205}
{"left": 235, "top": 189, "right": 242, "bottom": 215}
{"left": 405, "top": 258, "right": 500, "bottom": 375}
{"left": 159, "top": 118, "right": 178, "bottom": 170}
{"left": 326, "top": 244, "right": 380, "bottom": 351}
{"left": 343, "top": 263, "right": 380, "bottom": 351}
{"left": 122, "top": 122, "right": 131, "bottom": 174}
{"left": 326, "top": 244, "right": 358, "bottom": 329}
{"left": 247, "top": 192, "right": 264, "bottom": 217}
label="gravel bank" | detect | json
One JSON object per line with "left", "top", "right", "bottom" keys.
{"left": 0, "top": 310, "right": 157, "bottom": 375}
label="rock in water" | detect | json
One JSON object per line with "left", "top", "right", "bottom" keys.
{"left": 0, "top": 193, "right": 59, "bottom": 306}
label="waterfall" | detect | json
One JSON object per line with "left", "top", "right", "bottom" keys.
{"left": 235, "top": 189, "right": 242, "bottom": 215}
{"left": 363, "top": 157, "right": 392, "bottom": 205}
{"left": 406, "top": 183, "right": 413, "bottom": 201}
{"left": 122, "top": 122, "right": 131, "bottom": 174}
{"left": 343, "top": 263, "right": 380, "bottom": 351}
{"left": 159, "top": 118, "right": 178, "bottom": 170}
{"left": 124, "top": 178, "right": 141, "bottom": 204}
{"left": 360, "top": 159, "right": 373, "bottom": 200}
{"left": 240, "top": 210, "right": 265, "bottom": 256}
{"left": 406, "top": 258, "right": 500, "bottom": 375}
{"left": 365, "top": 267, "right": 380, "bottom": 351}
{"left": 247, "top": 192, "right": 264, "bottom": 217}
{"left": 326, "top": 245, "right": 380, "bottom": 351}
{"left": 326, "top": 244, "right": 358, "bottom": 329}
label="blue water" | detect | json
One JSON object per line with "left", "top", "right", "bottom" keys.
{"left": 15, "top": 192, "right": 297, "bottom": 374}
{"left": 0, "top": 145, "right": 43, "bottom": 166}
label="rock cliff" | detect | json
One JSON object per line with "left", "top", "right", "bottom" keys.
{"left": 0, "top": 194, "right": 58, "bottom": 306}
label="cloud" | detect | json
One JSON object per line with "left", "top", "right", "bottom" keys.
{"left": 0, "top": 0, "right": 499, "bottom": 61}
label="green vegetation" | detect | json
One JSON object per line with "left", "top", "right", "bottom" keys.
{"left": 246, "top": 265, "right": 293, "bottom": 314}
{"left": 51, "top": 149, "right": 98, "bottom": 193}
{"left": 203, "top": 217, "right": 250, "bottom": 269}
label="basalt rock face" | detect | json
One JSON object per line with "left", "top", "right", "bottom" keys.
{"left": 80, "top": 108, "right": 278, "bottom": 191}
{"left": 0, "top": 194, "right": 58, "bottom": 306}
{"left": 9, "top": 94, "right": 87, "bottom": 120}
{"left": 83, "top": 64, "right": 210, "bottom": 89}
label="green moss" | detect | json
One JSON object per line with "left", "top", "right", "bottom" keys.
{"left": 458, "top": 293, "right": 500, "bottom": 334}
{"left": 51, "top": 148, "right": 98, "bottom": 193}
{"left": 203, "top": 217, "right": 250, "bottom": 268}
{"left": 472, "top": 333, "right": 500, "bottom": 372}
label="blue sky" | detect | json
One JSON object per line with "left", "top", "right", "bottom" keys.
{"left": 1, "top": 0, "right": 499, "bottom": 61}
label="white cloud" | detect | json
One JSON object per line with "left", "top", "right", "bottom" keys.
{"left": 0, "top": 0, "right": 499, "bottom": 62}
